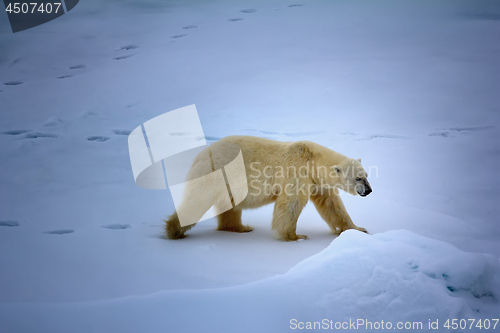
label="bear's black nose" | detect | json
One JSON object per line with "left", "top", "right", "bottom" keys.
{"left": 365, "top": 188, "right": 372, "bottom": 195}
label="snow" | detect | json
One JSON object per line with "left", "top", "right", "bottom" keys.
{"left": 1, "top": 0, "right": 499, "bottom": 332}
{"left": 1, "top": 230, "right": 499, "bottom": 333}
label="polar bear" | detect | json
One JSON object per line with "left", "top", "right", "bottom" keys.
{"left": 165, "top": 135, "right": 372, "bottom": 241}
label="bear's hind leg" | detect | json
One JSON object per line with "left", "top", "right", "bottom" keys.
{"left": 271, "top": 192, "right": 308, "bottom": 241}
{"left": 165, "top": 212, "right": 195, "bottom": 239}
{"left": 217, "top": 208, "right": 253, "bottom": 233}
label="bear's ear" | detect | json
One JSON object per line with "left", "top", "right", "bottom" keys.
{"left": 357, "top": 158, "right": 362, "bottom": 163}
{"left": 295, "top": 143, "right": 312, "bottom": 161}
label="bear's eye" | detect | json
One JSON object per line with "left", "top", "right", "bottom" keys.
{"left": 355, "top": 178, "right": 361, "bottom": 181}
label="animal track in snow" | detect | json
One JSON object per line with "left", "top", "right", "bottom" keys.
{"left": 87, "top": 136, "right": 110, "bottom": 142}
{"left": 169, "top": 132, "right": 204, "bottom": 140}
{"left": 182, "top": 25, "right": 198, "bottom": 29}
{"left": 120, "top": 45, "right": 138, "bottom": 50}
{"left": 228, "top": 18, "right": 244, "bottom": 22}
{"left": 429, "top": 126, "right": 494, "bottom": 137}
{"left": 240, "top": 9, "right": 257, "bottom": 13}
{"left": 0, "top": 220, "right": 20, "bottom": 227}
{"left": 4, "top": 81, "right": 23, "bottom": 86}
{"left": 113, "top": 130, "right": 131, "bottom": 136}
{"left": 205, "top": 135, "right": 221, "bottom": 141}
{"left": 366, "top": 134, "right": 406, "bottom": 140}
{"left": 447, "top": 126, "right": 493, "bottom": 132}
{"left": 288, "top": 4, "right": 304, "bottom": 7}
{"left": 170, "top": 34, "right": 188, "bottom": 39}
{"left": 69, "top": 65, "right": 86, "bottom": 69}
{"left": 168, "top": 132, "right": 204, "bottom": 141}
{"left": 2, "top": 130, "right": 31, "bottom": 135}
{"left": 10, "top": 57, "right": 21, "bottom": 67}
{"left": 101, "top": 224, "right": 131, "bottom": 230}
{"left": 43, "top": 117, "right": 63, "bottom": 127}
{"left": 25, "top": 132, "right": 58, "bottom": 139}
{"left": 44, "top": 229, "right": 74, "bottom": 235}
{"left": 57, "top": 75, "right": 74, "bottom": 79}
{"left": 429, "top": 132, "right": 451, "bottom": 138}
{"left": 113, "top": 55, "right": 133, "bottom": 60}
{"left": 247, "top": 129, "right": 322, "bottom": 138}
{"left": 340, "top": 132, "right": 406, "bottom": 140}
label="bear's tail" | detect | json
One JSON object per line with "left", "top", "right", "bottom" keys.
{"left": 164, "top": 212, "right": 194, "bottom": 239}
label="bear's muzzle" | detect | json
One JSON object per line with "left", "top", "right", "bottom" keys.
{"left": 358, "top": 179, "right": 372, "bottom": 197}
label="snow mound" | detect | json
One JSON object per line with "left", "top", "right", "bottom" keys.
{"left": 1, "top": 230, "right": 498, "bottom": 333}
{"left": 284, "top": 230, "right": 500, "bottom": 326}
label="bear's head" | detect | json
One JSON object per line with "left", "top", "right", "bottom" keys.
{"left": 333, "top": 158, "right": 372, "bottom": 197}
{"left": 292, "top": 141, "right": 372, "bottom": 197}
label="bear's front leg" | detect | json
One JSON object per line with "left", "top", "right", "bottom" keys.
{"left": 271, "top": 188, "right": 309, "bottom": 241}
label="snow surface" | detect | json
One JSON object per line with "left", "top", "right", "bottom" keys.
{"left": 1, "top": 230, "right": 499, "bottom": 333}
{"left": 1, "top": 0, "right": 499, "bottom": 332}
